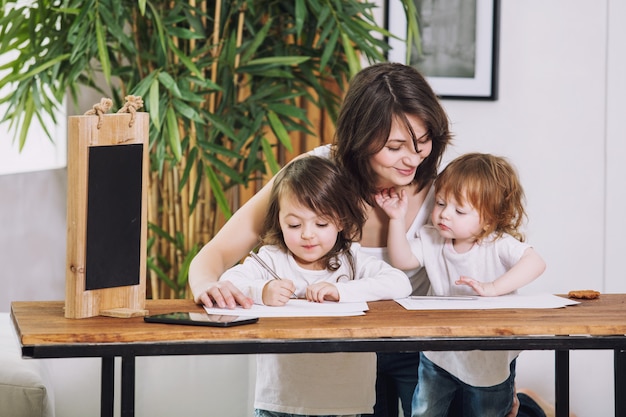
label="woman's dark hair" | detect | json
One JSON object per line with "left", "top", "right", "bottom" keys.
{"left": 332, "top": 62, "right": 452, "bottom": 206}
{"left": 261, "top": 156, "right": 366, "bottom": 278}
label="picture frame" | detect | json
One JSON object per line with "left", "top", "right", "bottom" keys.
{"left": 386, "top": 0, "right": 501, "bottom": 100}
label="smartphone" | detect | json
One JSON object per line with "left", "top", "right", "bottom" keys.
{"left": 144, "top": 312, "right": 259, "bottom": 327}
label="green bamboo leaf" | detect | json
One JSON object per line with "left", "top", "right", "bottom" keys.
{"left": 188, "top": 162, "right": 203, "bottom": 213}
{"left": 157, "top": 72, "right": 182, "bottom": 98}
{"left": 149, "top": 78, "right": 160, "bottom": 132}
{"left": 0, "top": 53, "right": 71, "bottom": 89}
{"left": 131, "top": 71, "right": 158, "bottom": 98}
{"left": 205, "top": 156, "right": 244, "bottom": 185}
{"left": 240, "top": 19, "right": 272, "bottom": 64}
{"left": 205, "top": 166, "right": 232, "bottom": 220}
{"left": 165, "top": 106, "right": 182, "bottom": 161}
{"left": 405, "top": 0, "right": 422, "bottom": 59}
{"left": 18, "top": 97, "right": 35, "bottom": 151}
{"left": 267, "top": 103, "right": 308, "bottom": 120}
{"left": 319, "top": 28, "right": 339, "bottom": 71}
{"left": 179, "top": 146, "right": 197, "bottom": 189}
{"left": 148, "top": 223, "right": 177, "bottom": 244}
{"left": 315, "top": 5, "right": 331, "bottom": 30}
{"left": 168, "top": 27, "right": 205, "bottom": 40}
{"left": 294, "top": 0, "right": 305, "bottom": 39}
{"left": 341, "top": 32, "right": 360, "bottom": 78}
{"left": 245, "top": 56, "right": 310, "bottom": 66}
{"left": 95, "top": 15, "right": 111, "bottom": 85}
{"left": 261, "top": 138, "right": 281, "bottom": 175}
{"left": 172, "top": 98, "right": 203, "bottom": 123}
{"left": 200, "top": 142, "right": 242, "bottom": 159}
{"left": 146, "top": 258, "right": 177, "bottom": 291}
{"left": 205, "top": 113, "right": 238, "bottom": 140}
{"left": 138, "top": 0, "right": 146, "bottom": 15}
{"left": 267, "top": 110, "right": 292, "bottom": 152}
{"left": 168, "top": 38, "right": 205, "bottom": 80}
{"left": 146, "top": 1, "right": 167, "bottom": 55}
{"left": 237, "top": 68, "right": 295, "bottom": 78}
{"left": 176, "top": 245, "right": 198, "bottom": 287}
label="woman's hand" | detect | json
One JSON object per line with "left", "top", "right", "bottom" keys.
{"left": 198, "top": 281, "right": 253, "bottom": 309}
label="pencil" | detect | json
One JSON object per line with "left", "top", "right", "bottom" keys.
{"left": 249, "top": 251, "right": 297, "bottom": 298}
{"left": 249, "top": 251, "right": 282, "bottom": 280}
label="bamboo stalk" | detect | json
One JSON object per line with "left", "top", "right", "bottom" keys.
{"left": 208, "top": 0, "right": 222, "bottom": 114}
{"left": 234, "top": 2, "right": 246, "bottom": 88}
{"left": 186, "top": 0, "right": 198, "bottom": 255}
{"left": 166, "top": 164, "right": 176, "bottom": 298}
{"left": 132, "top": 7, "right": 144, "bottom": 80}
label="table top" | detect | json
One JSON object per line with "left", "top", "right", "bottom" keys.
{"left": 11, "top": 295, "right": 626, "bottom": 358}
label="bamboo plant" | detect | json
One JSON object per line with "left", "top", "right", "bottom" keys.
{"left": 0, "top": 0, "right": 419, "bottom": 299}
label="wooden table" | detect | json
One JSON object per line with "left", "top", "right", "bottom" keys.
{"left": 11, "top": 295, "right": 626, "bottom": 417}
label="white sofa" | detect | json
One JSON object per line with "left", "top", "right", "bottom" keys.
{"left": 0, "top": 312, "right": 55, "bottom": 417}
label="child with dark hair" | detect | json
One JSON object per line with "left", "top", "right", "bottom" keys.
{"left": 221, "top": 156, "right": 411, "bottom": 417}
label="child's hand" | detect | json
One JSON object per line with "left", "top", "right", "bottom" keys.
{"left": 306, "top": 282, "right": 339, "bottom": 302}
{"left": 262, "top": 279, "right": 296, "bottom": 306}
{"left": 374, "top": 187, "right": 408, "bottom": 220}
{"left": 455, "top": 276, "right": 497, "bottom": 296}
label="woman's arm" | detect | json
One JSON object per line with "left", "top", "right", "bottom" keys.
{"left": 188, "top": 178, "right": 274, "bottom": 307}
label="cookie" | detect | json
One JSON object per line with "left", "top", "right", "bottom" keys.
{"left": 567, "top": 290, "right": 600, "bottom": 300}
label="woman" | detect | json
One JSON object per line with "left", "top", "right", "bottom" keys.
{"left": 189, "top": 63, "right": 533, "bottom": 417}
{"left": 189, "top": 62, "right": 448, "bottom": 416}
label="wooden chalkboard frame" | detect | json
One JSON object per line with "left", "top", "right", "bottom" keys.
{"left": 65, "top": 112, "right": 149, "bottom": 318}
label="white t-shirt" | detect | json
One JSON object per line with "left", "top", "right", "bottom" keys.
{"left": 414, "top": 226, "right": 531, "bottom": 386}
{"left": 221, "top": 244, "right": 411, "bottom": 414}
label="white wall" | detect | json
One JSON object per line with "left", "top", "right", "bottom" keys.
{"left": 2, "top": 1, "right": 625, "bottom": 416}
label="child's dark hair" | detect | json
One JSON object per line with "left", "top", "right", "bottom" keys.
{"left": 435, "top": 153, "right": 527, "bottom": 242}
{"left": 261, "top": 156, "right": 366, "bottom": 278}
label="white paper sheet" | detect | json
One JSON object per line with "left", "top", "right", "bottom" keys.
{"left": 395, "top": 293, "right": 580, "bottom": 310}
{"left": 204, "top": 299, "right": 369, "bottom": 317}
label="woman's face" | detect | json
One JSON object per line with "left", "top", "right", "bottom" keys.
{"left": 370, "top": 114, "right": 432, "bottom": 189}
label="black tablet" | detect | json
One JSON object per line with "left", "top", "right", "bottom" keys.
{"left": 144, "top": 312, "right": 259, "bottom": 327}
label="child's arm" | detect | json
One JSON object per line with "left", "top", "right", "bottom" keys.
{"left": 374, "top": 188, "right": 422, "bottom": 270}
{"left": 456, "top": 247, "right": 546, "bottom": 296}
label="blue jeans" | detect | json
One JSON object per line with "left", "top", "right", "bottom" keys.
{"left": 364, "top": 352, "right": 420, "bottom": 417}
{"left": 412, "top": 353, "right": 516, "bottom": 417}
{"left": 254, "top": 411, "right": 356, "bottom": 417}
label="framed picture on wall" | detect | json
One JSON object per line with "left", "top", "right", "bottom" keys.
{"left": 386, "top": 0, "right": 501, "bottom": 100}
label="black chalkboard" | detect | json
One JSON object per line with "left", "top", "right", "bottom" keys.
{"left": 85, "top": 144, "right": 143, "bottom": 290}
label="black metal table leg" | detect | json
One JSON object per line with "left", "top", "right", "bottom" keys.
{"left": 555, "top": 350, "right": 569, "bottom": 417}
{"left": 121, "top": 356, "right": 136, "bottom": 417}
{"left": 615, "top": 349, "right": 626, "bottom": 417}
{"left": 101, "top": 357, "right": 115, "bottom": 417}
